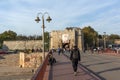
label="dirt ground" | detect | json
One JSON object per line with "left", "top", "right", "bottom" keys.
{"left": 0, "top": 53, "right": 34, "bottom": 80}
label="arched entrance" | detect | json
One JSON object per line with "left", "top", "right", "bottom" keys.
{"left": 62, "top": 43, "right": 69, "bottom": 49}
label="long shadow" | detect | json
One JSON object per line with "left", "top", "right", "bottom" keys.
{"left": 48, "top": 56, "right": 71, "bottom": 80}
{"left": 48, "top": 64, "right": 72, "bottom": 80}
{"left": 79, "top": 63, "right": 106, "bottom": 80}
{"left": 52, "top": 66, "right": 71, "bottom": 72}
{"left": 54, "top": 61, "right": 71, "bottom": 65}
{"left": 97, "top": 67, "right": 120, "bottom": 74}
{"left": 49, "top": 66, "right": 53, "bottom": 80}
{"left": 84, "top": 61, "right": 112, "bottom": 67}
{"left": 64, "top": 53, "right": 105, "bottom": 80}
{"left": 53, "top": 72, "right": 73, "bottom": 78}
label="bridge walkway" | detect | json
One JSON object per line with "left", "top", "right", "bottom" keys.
{"left": 45, "top": 52, "right": 101, "bottom": 80}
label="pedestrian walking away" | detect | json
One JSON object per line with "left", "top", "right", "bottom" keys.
{"left": 70, "top": 45, "right": 81, "bottom": 76}
{"left": 57, "top": 46, "right": 61, "bottom": 55}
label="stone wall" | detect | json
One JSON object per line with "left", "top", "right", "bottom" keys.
{"left": 2, "top": 28, "right": 84, "bottom": 51}
{"left": 19, "top": 52, "right": 48, "bottom": 68}
{"left": 3, "top": 40, "right": 42, "bottom": 50}
{"left": 50, "top": 28, "right": 84, "bottom": 51}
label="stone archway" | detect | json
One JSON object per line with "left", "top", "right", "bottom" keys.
{"left": 62, "top": 43, "right": 70, "bottom": 49}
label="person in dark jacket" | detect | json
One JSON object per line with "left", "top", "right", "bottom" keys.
{"left": 70, "top": 45, "right": 81, "bottom": 76}
{"left": 48, "top": 50, "right": 56, "bottom": 66}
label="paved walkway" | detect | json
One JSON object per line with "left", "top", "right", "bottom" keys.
{"left": 48, "top": 53, "right": 101, "bottom": 80}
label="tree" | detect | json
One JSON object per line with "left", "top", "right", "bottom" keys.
{"left": 108, "top": 34, "right": 120, "bottom": 43}
{"left": 0, "top": 30, "right": 17, "bottom": 48}
{"left": 16, "top": 35, "right": 28, "bottom": 40}
{"left": 82, "top": 26, "right": 98, "bottom": 49}
{"left": 0, "top": 30, "right": 17, "bottom": 40}
{"left": 44, "top": 32, "right": 50, "bottom": 51}
{"left": 109, "top": 34, "right": 120, "bottom": 39}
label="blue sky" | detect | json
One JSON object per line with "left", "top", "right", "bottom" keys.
{"left": 0, "top": 0, "right": 120, "bottom": 36}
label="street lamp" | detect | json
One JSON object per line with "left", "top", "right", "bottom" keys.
{"left": 103, "top": 32, "right": 106, "bottom": 50}
{"left": 35, "top": 12, "right": 52, "bottom": 60}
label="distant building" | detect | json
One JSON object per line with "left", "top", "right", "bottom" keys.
{"left": 114, "top": 39, "right": 120, "bottom": 44}
{"left": 50, "top": 27, "right": 84, "bottom": 51}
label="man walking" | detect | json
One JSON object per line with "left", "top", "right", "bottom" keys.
{"left": 57, "top": 46, "right": 61, "bottom": 55}
{"left": 70, "top": 45, "right": 81, "bottom": 76}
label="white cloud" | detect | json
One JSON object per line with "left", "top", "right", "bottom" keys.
{"left": 0, "top": 0, "right": 120, "bottom": 35}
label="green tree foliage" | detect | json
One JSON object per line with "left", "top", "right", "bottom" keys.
{"left": 16, "top": 34, "right": 42, "bottom": 40}
{"left": 82, "top": 26, "right": 98, "bottom": 49}
{"left": 0, "top": 30, "right": 17, "bottom": 48}
{"left": 109, "top": 34, "right": 120, "bottom": 39}
{"left": 16, "top": 35, "right": 28, "bottom": 40}
{"left": 98, "top": 35, "right": 102, "bottom": 39}
{"left": 44, "top": 32, "right": 50, "bottom": 51}
{"left": 0, "top": 30, "right": 17, "bottom": 41}
{"left": 108, "top": 34, "right": 120, "bottom": 43}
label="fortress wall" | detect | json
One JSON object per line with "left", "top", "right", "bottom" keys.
{"left": 3, "top": 40, "right": 42, "bottom": 50}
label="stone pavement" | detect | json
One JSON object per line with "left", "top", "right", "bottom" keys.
{"left": 79, "top": 52, "right": 120, "bottom": 80}
{"left": 48, "top": 52, "right": 101, "bottom": 80}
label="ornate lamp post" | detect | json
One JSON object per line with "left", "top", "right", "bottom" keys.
{"left": 35, "top": 12, "right": 52, "bottom": 60}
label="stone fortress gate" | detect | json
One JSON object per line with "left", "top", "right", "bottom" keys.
{"left": 50, "top": 27, "right": 84, "bottom": 51}
{"left": 2, "top": 27, "right": 84, "bottom": 68}
{"left": 2, "top": 27, "right": 84, "bottom": 51}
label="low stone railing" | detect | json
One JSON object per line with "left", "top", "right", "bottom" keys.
{"left": 19, "top": 52, "right": 47, "bottom": 68}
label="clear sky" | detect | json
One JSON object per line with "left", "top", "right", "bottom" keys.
{"left": 0, "top": 0, "right": 120, "bottom": 36}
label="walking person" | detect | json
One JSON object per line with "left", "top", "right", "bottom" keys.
{"left": 52, "top": 46, "right": 55, "bottom": 53}
{"left": 57, "top": 46, "right": 61, "bottom": 55}
{"left": 70, "top": 45, "right": 81, "bottom": 76}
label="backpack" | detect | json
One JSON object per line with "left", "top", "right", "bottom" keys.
{"left": 72, "top": 50, "right": 79, "bottom": 59}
